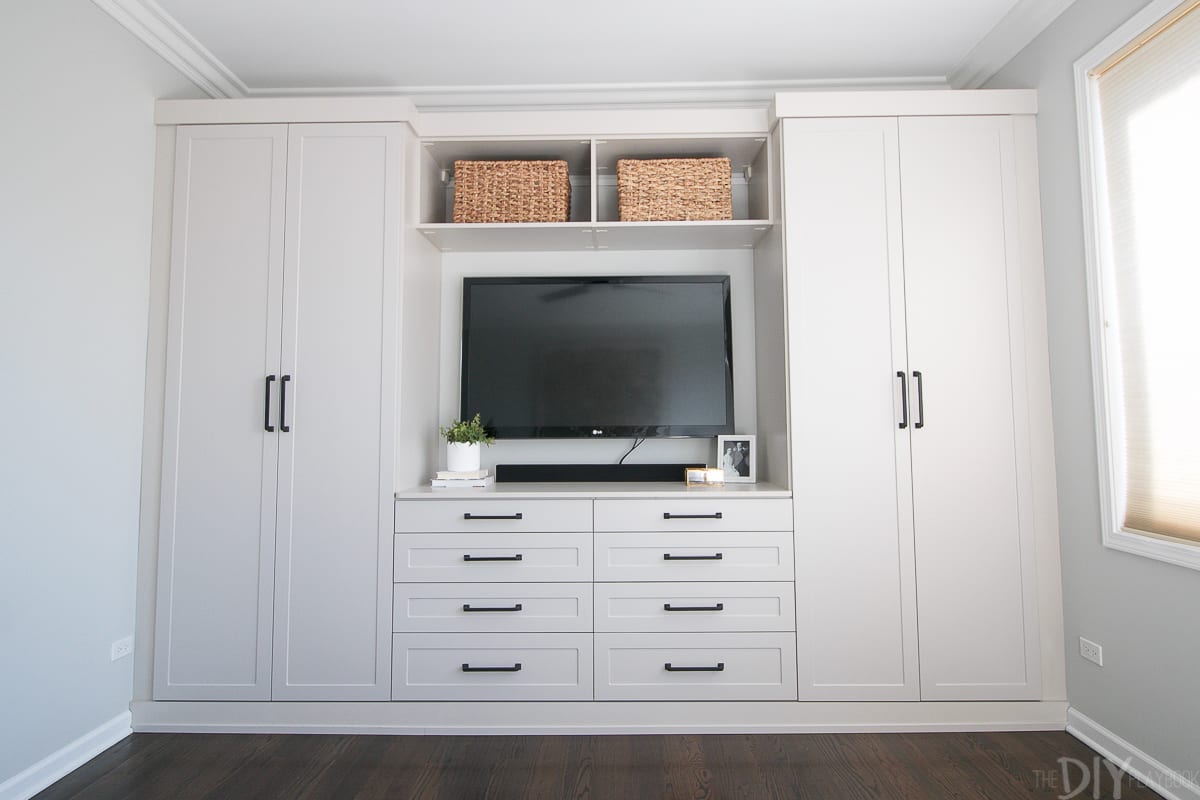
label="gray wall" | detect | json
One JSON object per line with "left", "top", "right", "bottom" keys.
{"left": 0, "top": 0, "right": 198, "bottom": 786}
{"left": 987, "top": 0, "right": 1200, "bottom": 776}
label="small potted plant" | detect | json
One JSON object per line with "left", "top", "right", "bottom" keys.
{"left": 440, "top": 413, "right": 494, "bottom": 472}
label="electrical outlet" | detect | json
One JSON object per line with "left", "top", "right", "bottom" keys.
{"left": 1079, "top": 636, "right": 1103, "bottom": 666}
{"left": 111, "top": 636, "right": 133, "bottom": 662}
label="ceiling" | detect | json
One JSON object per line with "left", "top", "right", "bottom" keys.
{"left": 96, "top": 0, "right": 1077, "bottom": 104}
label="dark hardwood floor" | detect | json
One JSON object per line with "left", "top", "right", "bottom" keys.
{"left": 35, "top": 730, "right": 1161, "bottom": 800}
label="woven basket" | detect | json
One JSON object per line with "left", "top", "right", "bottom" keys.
{"left": 617, "top": 157, "right": 733, "bottom": 221}
{"left": 452, "top": 160, "right": 571, "bottom": 223}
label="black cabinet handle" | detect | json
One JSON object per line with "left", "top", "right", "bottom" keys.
{"left": 463, "top": 513, "right": 523, "bottom": 520}
{"left": 462, "top": 603, "right": 524, "bottom": 612}
{"left": 665, "top": 662, "right": 725, "bottom": 672}
{"left": 264, "top": 375, "right": 276, "bottom": 432}
{"left": 279, "top": 374, "right": 291, "bottom": 433}
{"left": 463, "top": 554, "right": 523, "bottom": 562}
{"left": 461, "top": 663, "right": 522, "bottom": 672}
{"left": 663, "top": 512, "right": 723, "bottom": 520}
{"left": 663, "top": 603, "right": 725, "bottom": 612}
{"left": 913, "top": 370, "right": 925, "bottom": 429}
{"left": 663, "top": 553, "right": 723, "bottom": 561}
{"left": 897, "top": 371, "right": 909, "bottom": 430}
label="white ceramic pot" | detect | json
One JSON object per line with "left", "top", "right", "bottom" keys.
{"left": 446, "top": 442, "right": 481, "bottom": 473}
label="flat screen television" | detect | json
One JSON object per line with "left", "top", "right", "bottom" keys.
{"left": 460, "top": 275, "right": 733, "bottom": 439}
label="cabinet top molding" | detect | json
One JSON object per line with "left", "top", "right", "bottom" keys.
{"left": 155, "top": 90, "right": 1035, "bottom": 130}
{"left": 155, "top": 97, "right": 769, "bottom": 139}
{"left": 770, "top": 90, "right": 1037, "bottom": 121}
{"left": 155, "top": 96, "right": 421, "bottom": 127}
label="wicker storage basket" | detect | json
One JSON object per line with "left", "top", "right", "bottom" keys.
{"left": 617, "top": 157, "right": 733, "bottom": 221}
{"left": 452, "top": 160, "right": 571, "bottom": 223}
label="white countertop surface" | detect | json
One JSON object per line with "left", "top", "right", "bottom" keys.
{"left": 395, "top": 482, "right": 791, "bottom": 499}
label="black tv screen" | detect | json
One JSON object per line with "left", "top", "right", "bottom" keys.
{"left": 460, "top": 276, "right": 733, "bottom": 438}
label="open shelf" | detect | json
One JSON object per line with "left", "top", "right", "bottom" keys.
{"left": 416, "top": 134, "right": 773, "bottom": 252}
{"left": 418, "top": 219, "right": 772, "bottom": 252}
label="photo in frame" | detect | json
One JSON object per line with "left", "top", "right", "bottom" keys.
{"left": 716, "top": 434, "right": 756, "bottom": 483}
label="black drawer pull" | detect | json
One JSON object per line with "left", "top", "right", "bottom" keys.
{"left": 462, "top": 603, "right": 524, "bottom": 613}
{"left": 665, "top": 662, "right": 725, "bottom": 672}
{"left": 663, "top": 553, "right": 723, "bottom": 561}
{"left": 461, "top": 663, "right": 522, "bottom": 673}
{"left": 663, "top": 603, "right": 725, "bottom": 612}
{"left": 463, "top": 554, "right": 523, "bottom": 562}
{"left": 463, "top": 513, "right": 523, "bottom": 520}
{"left": 663, "top": 512, "right": 723, "bottom": 520}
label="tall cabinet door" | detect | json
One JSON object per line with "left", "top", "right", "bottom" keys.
{"left": 899, "top": 116, "right": 1041, "bottom": 700}
{"left": 783, "top": 118, "right": 920, "bottom": 700}
{"left": 154, "top": 125, "right": 287, "bottom": 700}
{"left": 271, "top": 124, "right": 403, "bottom": 700}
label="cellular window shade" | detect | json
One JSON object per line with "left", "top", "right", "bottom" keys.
{"left": 1095, "top": 1, "right": 1200, "bottom": 542}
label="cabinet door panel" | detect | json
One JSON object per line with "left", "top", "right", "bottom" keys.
{"left": 899, "top": 116, "right": 1040, "bottom": 700}
{"left": 783, "top": 118, "right": 919, "bottom": 700}
{"left": 154, "top": 125, "right": 286, "bottom": 700}
{"left": 272, "top": 124, "right": 403, "bottom": 700}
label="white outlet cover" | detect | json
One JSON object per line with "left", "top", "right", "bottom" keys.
{"left": 1079, "top": 636, "right": 1103, "bottom": 666}
{"left": 111, "top": 636, "right": 134, "bottom": 661}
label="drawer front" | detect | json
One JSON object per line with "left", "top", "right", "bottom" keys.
{"left": 393, "top": 583, "right": 592, "bottom": 633}
{"left": 594, "top": 633, "right": 797, "bottom": 701}
{"left": 392, "top": 633, "right": 592, "bottom": 700}
{"left": 594, "top": 498, "right": 792, "bottom": 532}
{"left": 594, "top": 582, "right": 795, "bottom": 633}
{"left": 594, "top": 532, "right": 794, "bottom": 582}
{"left": 396, "top": 499, "right": 591, "bottom": 533}
{"left": 394, "top": 533, "right": 592, "bottom": 582}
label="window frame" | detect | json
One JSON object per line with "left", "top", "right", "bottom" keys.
{"left": 1074, "top": 0, "right": 1200, "bottom": 571}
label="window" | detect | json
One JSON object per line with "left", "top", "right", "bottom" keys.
{"left": 1076, "top": 0, "right": 1200, "bottom": 569}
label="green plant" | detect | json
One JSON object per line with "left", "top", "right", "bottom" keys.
{"left": 439, "top": 413, "right": 495, "bottom": 446}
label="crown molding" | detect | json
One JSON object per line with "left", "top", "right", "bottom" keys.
{"left": 91, "top": 0, "right": 246, "bottom": 98}
{"left": 949, "top": 0, "right": 1080, "bottom": 88}
{"left": 240, "top": 77, "right": 949, "bottom": 111}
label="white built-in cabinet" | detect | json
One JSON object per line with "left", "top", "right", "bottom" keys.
{"left": 784, "top": 115, "right": 1042, "bottom": 701}
{"left": 143, "top": 92, "right": 1060, "bottom": 729}
{"left": 153, "top": 123, "right": 403, "bottom": 701}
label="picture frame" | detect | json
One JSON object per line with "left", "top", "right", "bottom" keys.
{"left": 716, "top": 434, "right": 756, "bottom": 483}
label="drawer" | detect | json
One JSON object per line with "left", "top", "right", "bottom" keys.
{"left": 594, "top": 632, "right": 797, "bottom": 701}
{"left": 594, "top": 582, "right": 795, "bottom": 633}
{"left": 396, "top": 499, "right": 591, "bottom": 533}
{"left": 393, "top": 583, "right": 592, "bottom": 633}
{"left": 392, "top": 633, "right": 592, "bottom": 700}
{"left": 594, "top": 498, "right": 791, "bottom": 532}
{"left": 594, "top": 532, "right": 794, "bottom": 582}
{"left": 395, "top": 533, "right": 592, "bottom": 582}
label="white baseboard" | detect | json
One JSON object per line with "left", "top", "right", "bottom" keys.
{"left": 131, "top": 699, "right": 1068, "bottom": 735}
{"left": 0, "top": 711, "right": 132, "bottom": 800}
{"left": 1067, "top": 708, "right": 1200, "bottom": 800}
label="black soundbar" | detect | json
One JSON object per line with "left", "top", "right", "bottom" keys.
{"left": 495, "top": 463, "right": 704, "bottom": 483}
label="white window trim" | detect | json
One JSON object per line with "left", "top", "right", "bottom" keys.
{"left": 1074, "top": 0, "right": 1200, "bottom": 571}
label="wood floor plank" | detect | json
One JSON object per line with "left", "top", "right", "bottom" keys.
{"left": 33, "top": 729, "right": 1166, "bottom": 800}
